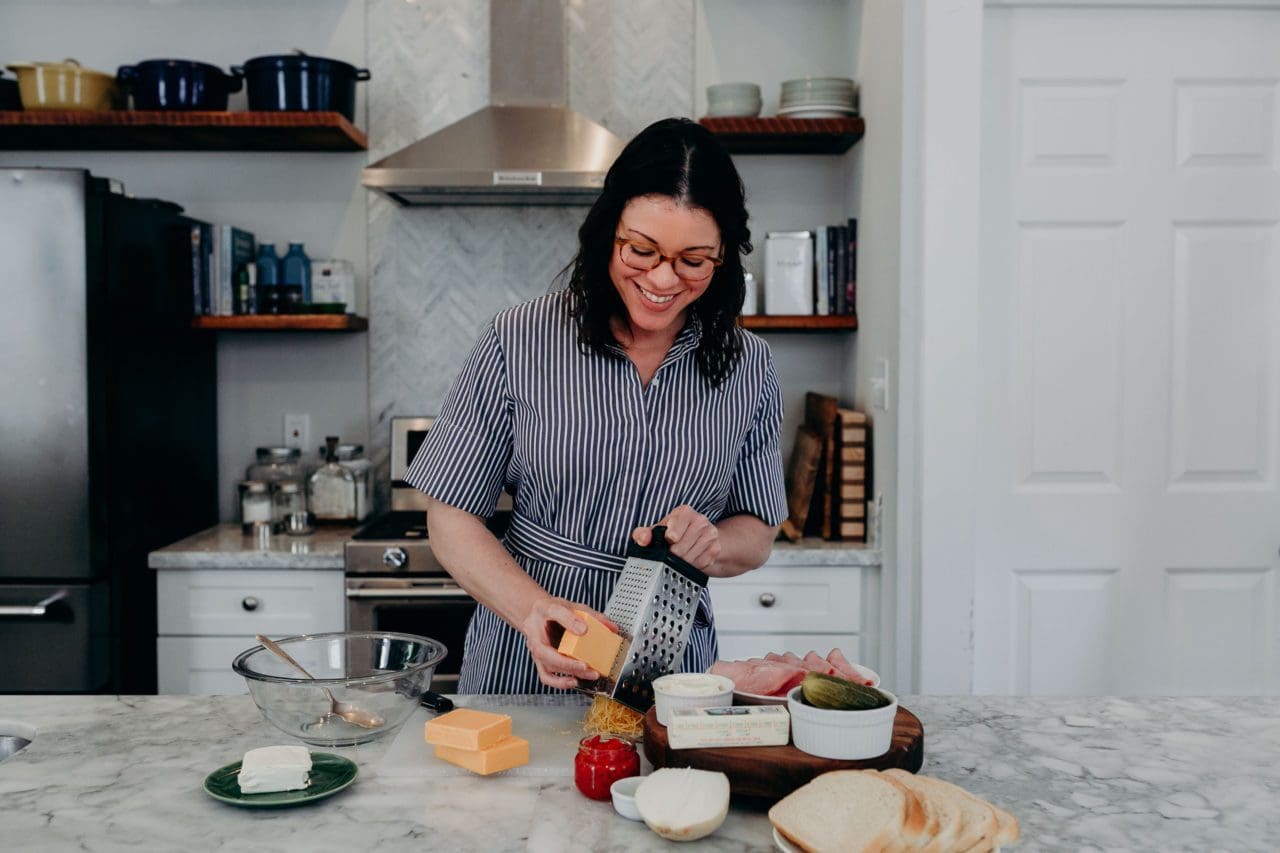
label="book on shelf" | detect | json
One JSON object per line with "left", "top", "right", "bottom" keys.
{"left": 209, "top": 224, "right": 256, "bottom": 316}
{"left": 846, "top": 217, "right": 858, "bottom": 321}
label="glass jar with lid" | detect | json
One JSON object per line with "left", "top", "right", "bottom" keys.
{"left": 273, "top": 480, "right": 314, "bottom": 536}
{"left": 308, "top": 436, "right": 357, "bottom": 523}
{"left": 247, "top": 447, "right": 304, "bottom": 493}
{"left": 321, "top": 442, "right": 372, "bottom": 522}
{"left": 238, "top": 480, "right": 272, "bottom": 533}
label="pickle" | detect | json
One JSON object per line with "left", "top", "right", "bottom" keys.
{"left": 800, "top": 671, "right": 891, "bottom": 711}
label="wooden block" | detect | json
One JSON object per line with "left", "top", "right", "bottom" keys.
{"left": 838, "top": 521, "right": 866, "bottom": 539}
{"left": 781, "top": 425, "right": 823, "bottom": 542}
{"left": 839, "top": 465, "right": 866, "bottom": 480}
{"left": 836, "top": 406, "right": 868, "bottom": 425}
{"left": 838, "top": 501, "right": 866, "bottom": 520}
{"left": 838, "top": 483, "right": 867, "bottom": 500}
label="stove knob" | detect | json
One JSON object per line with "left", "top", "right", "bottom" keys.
{"left": 383, "top": 547, "right": 408, "bottom": 569}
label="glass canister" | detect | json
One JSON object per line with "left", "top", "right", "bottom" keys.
{"left": 238, "top": 480, "right": 272, "bottom": 533}
{"left": 308, "top": 436, "right": 357, "bottom": 522}
{"left": 273, "top": 480, "right": 313, "bottom": 536}
{"left": 330, "top": 443, "right": 372, "bottom": 522}
{"left": 247, "top": 447, "right": 303, "bottom": 492}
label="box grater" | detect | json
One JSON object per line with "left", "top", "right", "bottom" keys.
{"left": 582, "top": 526, "right": 709, "bottom": 712}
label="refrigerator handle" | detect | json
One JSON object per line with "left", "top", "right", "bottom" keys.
{"left": 0, "top": 589, "right": 68, "bottom": 617}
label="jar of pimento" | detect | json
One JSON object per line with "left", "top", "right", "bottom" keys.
{"left": 573, "top": 734, "right": 640, "bottom": 801}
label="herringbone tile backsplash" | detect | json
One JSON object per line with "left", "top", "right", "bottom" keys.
{"left": 368, "top": 0, "right": 694, "bottom": 508}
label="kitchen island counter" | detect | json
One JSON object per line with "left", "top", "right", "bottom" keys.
{"left": 3, "top": 694, "right": 1277, "bottom": 851}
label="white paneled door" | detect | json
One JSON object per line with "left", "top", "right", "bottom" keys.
{"left": 975, "top": 5, "right": 1280, "bottom": 695}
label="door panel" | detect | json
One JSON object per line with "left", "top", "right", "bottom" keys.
{"left": 976, "top": 6, "right": 1280, "bottom": 695}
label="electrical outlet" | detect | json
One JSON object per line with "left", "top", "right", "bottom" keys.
{"left": 284, "top": 413, "right": 310, "bottom": 451}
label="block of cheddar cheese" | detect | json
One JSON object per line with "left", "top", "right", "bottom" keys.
{"left": 424, "top": 708, "right": 513, "bottom": 751}
{"left": 556, "top": 609, "right": 623, "bottom": 676}
{"left": 434, "top": 735, "right": 530, "bottom": 776}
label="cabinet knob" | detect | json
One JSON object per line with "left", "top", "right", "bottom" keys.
{"left": 758, "top": 592, "right": 777, "bottom": 608}
{"left": 241, "top": 596, "right": 260, "bottom": 612}
{"left": 383, "top": 547, "right": 408, "bottom": 569}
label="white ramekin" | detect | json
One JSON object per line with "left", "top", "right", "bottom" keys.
{"left": 787, "top": 685, "right": 897, "bottom": 760}
{"left": 652, "top": 673, "right": 735, "bottom": 726}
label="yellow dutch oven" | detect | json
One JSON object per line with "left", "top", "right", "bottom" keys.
{"left": 4, "top": 59, "right": 118, "bottom": 110}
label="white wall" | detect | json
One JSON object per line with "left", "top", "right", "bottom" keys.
{"left": 0, "top": 0, "right": 371, "bottom": 521}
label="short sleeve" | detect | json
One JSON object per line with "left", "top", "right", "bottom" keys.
{"left": 722, "top": 354, "right": 787, "bottom": 525}
{"left": 403, "top": 323, "right": 511, "bottom": 517}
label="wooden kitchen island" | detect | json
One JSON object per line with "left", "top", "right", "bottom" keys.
{"left": 2, "top": 693, "right": 1277, "bottom": 851}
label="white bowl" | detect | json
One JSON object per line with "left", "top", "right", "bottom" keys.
{"left": 610, "top": 775, "right": 644, "bottom": 821}
{"left": 732, "top": 664, "right": 880, "bottom": 706}
{"left": 786, "top": 685, "right": 897, "bottom": 760}
{"left": 652, "top": 673, "right": 735, "bottom": 725}
{"left": 708, "top": 82, "right": 761, "bottom": 99}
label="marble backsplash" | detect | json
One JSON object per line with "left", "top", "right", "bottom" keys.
{"left": 367, "top": 0, "right": 694, "bottom": 507}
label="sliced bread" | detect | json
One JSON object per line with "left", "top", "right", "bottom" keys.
{"left": 882, "top": 769, "right": 964, "bottom": 853}
{"left": 769, "top": 769, "right": 919, "bottom": 853}
{"left": 881, "top": 771, "right": 996, "bottom": 851}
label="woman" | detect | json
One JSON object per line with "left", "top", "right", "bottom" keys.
{"left": 404, "top": 117, "right": 786, "bottom": 692}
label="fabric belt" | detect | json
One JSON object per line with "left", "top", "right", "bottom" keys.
{"left": 504, "top": 512, "right": 628, "bottom": 573}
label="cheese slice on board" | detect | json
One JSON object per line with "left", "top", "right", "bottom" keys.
{"left": 424, "top": 708, "right": 513, "bottom": 751}
{"left": 434, "top": 735, "right": 530, "bottom": 776}
{"left": 557, "top": 609, "right": 622, "bottom": 676}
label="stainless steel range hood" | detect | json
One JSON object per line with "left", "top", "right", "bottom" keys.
{"left": 362, "top": 0, "right": 626, "bottom": 206}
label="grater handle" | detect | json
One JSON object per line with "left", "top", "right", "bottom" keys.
{"left": 625, "top": 525, "right": 709, "bottom": 588}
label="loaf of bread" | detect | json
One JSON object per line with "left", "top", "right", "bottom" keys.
{"left": 769, "top": 768, "right": 1020, "bottom": 853}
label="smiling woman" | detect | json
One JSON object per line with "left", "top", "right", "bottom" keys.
{"left": 403, "top": 117, "right": 787, "bottom": 696}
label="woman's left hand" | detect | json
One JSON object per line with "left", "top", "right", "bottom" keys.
{"left": 631, "top": 505, "right": 720, "bottom": 572}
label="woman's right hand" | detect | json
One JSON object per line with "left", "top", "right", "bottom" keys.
{"left": 519, "top": 596, "right": 618, "bottom": 690}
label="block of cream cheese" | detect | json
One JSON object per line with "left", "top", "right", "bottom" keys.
{"left": 667, "top": 705, "right": 791, "bottom": 750}
{"left": 557, "top": 609, "right": 622, "bottom": 676}
{"left": 425, "top": 708, "right": 513, "bottom": 751}
{"left": 238, "top": 745, "right": 312, "bottom": 793}
{"left": 434, "top": 735, "right": 530, "bottom": 775}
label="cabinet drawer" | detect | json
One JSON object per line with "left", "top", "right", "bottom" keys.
{"left": 716, "top": 633, "right": 861, "bottom": 665}
{"left": 157, "top": 636, "right": 254, "bottom": 695}
{"left": 156, "top": 569, "right": 345, "bottom": 636}
{"left": 709, "top": 566, "right": 860, "bottom": 634}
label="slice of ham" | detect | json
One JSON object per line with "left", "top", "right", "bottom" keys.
{"left": 708, "top": 647, "right": 875, "bottom": 695}
{"left": 709, "top": 659, "right": 804, "bottom": 696}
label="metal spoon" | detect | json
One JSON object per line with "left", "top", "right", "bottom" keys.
{"left": 255, "top": 634, "right": 384, "bottom": 729}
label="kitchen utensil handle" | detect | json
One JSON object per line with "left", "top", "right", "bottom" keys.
{"left": 255, "top": 634, "right": 318, "bottom": 680}
{"left": 649, "top": 525, "right": 669, "bottom": 552}
{"left": 355, "top": 68, "right": 371, "bottom": 81}
{"left": 0, "top": 589, "right": 67, "bottom": 617}
{"left": 420, "top": 690, "right": 454, "bottom": 713}
{"left": 345, "top": 586, "right": 471, "bottom": 600}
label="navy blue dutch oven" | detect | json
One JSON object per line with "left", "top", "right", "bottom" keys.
{"left": 233, "top": 52, "right": 370, "bottom": 121}
{"left": 0, "top": 70, "right": 21, "bottom": 110}
{"left": 117, "top": 59, "right": 243, "bottom": 110}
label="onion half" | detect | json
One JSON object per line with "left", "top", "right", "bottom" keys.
{"left": 634, "top": 767, "right": 731, "bottom": 842}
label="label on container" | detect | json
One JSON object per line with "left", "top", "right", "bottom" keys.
{"left": 493, "top": 171, "right": 542, "bottom": 186}
{"left": 666, "top": 705, "right": 791, "bottom": 750}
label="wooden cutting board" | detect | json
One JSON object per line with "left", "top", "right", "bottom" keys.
{"left": 642, "top": 705, "right": 924, "bottom": 801}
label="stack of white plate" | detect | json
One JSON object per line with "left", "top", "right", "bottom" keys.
{"left": 706, "top": 82, "right": 762, "bottom": 118}
{"left": 778, "top": 77, "right": 858, "bottom": 119}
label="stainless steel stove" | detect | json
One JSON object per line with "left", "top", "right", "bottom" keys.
{"left": 343, "top": 416, "right": 509, "bottom": 689}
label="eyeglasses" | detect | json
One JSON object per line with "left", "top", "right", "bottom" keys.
{"left": 614, "top": 237, "right": 724, "bottom": 282}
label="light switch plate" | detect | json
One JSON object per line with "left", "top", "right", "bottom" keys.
{"left": 871, "top": 358, "right": 891, "bottom": 411}
{"left": 284, "top": 413, "right": 310, "bottom": 451}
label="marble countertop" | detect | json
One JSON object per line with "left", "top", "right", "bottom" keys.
{"left": 3, "top": 693, "right": 1276, "bottom": 852}
{"left": 146, "top": 523, "right": 880, "bottom": 571}
{"left": 147, "top": 524, "right": 357, "bottom": 570}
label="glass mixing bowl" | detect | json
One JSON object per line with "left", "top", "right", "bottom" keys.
{"left": 233, "top": 631, "right": 446, "bottom": 747}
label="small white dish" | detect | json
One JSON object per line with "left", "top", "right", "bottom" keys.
{"left": 610, "top": 775, "right": 644, "bottom": 821}
{"left": 777, "top": 106, "right": 857, "bottom": 119}
{"left": 653, "top": 672, "right": 735, "bottom": 725}
{"left": 733, "top": 664, "right": 880, "bottom": 706}
{"left": 787, "top": 685, "right": 897, "bottom": 761}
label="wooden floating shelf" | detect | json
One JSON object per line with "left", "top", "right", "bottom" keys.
{"left": 700, "top": 116, "right": 865, "bottom": 154}
{"left": 742, "top": 315, "right": 858, "bottom": 332}
{"left": 192, "top": 314, "right": 368, "bottom": 332}
{"left": 0, "top": 110, "right": 367, "bottom": 151}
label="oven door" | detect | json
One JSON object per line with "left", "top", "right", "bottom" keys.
{"left": 346, "top": 577, "right": 476, "bottom": 691}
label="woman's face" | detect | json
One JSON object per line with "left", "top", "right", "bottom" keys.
{"left": 609, "top": 194, "right": 722, "bottom": 341}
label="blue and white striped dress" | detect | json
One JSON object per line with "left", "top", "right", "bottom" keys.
{"left": 404, "top": 291, "right": 787, "bottom": 694}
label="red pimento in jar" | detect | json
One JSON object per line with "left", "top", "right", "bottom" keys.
{"left": 574, "top": 734, "right": 640, "bottom": 801}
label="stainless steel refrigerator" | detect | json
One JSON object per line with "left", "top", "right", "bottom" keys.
{"left": 0, "top": 168, "right": 218, "bottom": 693}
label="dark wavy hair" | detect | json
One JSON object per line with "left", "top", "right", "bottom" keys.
{"left": 563, "top": 117, "right": 751, "bottom": 388}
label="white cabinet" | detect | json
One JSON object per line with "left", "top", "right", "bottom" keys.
{"left": 710, "top": 561, "right": 878, "bottom": 671}
{"left": 155, "top": 568, "right": 345, "bottom": 695}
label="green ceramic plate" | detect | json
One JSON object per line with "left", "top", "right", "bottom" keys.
{"left": 202, "top": 752, "right": 358, "bottom": 808}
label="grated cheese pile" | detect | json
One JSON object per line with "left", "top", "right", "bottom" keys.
{"left": 582, "top": 694, "right": 644, "bottom": 738}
